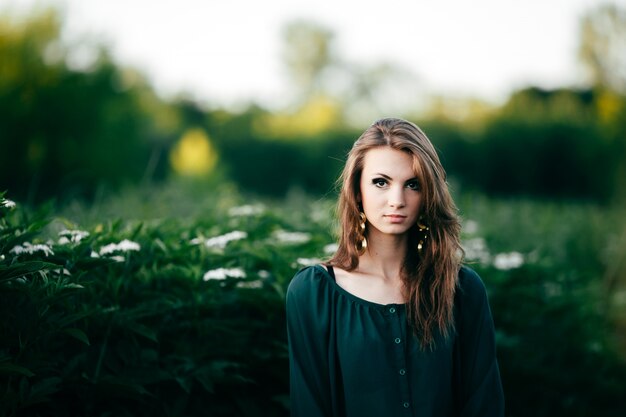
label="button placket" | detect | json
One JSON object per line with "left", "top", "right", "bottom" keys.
{"left": 386, "top": 305, "right": 411, "bottom": 414}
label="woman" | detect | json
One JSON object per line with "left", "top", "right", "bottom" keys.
{"left": 286, "top": 118, "right": 504, "bottom": 417}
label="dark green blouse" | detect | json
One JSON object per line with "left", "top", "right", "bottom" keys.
{"left": 286, "top": 264, "right": 504, "bottom": 417}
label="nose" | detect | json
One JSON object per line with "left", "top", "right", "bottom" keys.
{"left": 388, "top": 186, "right": 406, "bottom": 208}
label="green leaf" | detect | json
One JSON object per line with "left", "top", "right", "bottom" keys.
{"left": 126, "top": 322, "right": 158, "bottom": 342}
{"left": 194, "top": 372, "right": 215, "bottom": 394}
{"left": 2, "top": 230, "right": 42, "bottom": 250}
{"left": 0, "top": 362, "right": 35, "bottom": 377}
{"left": 96, "top": 376, "right": 152, "bottom": 399}
{"left": 130, "top": 222, "right": 144, "bottom": 240}
{"left": 63, "top": 283, "right": 85, "bottom": 289}
{"left": 175, "top": 376, "right": 192, "bottom": 393}
{"left": 56, "top": 309, "right": 94, "bottom": 327}
{"left": 64, "top": 328, "right": 90, "bottom": 345}
{"left": 22, "top": 377, "right": 62, "bottom": 406}
{"left": 74, "top": 257, "right": 118, "bottom": 269}
{"left": 0, "top": 261, "right": 59, "bottom": 281}
{"left": 27, "top": 218, "right": 52, "bottom": 233}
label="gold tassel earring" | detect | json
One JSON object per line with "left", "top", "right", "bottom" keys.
{"left": 356, "top": 211, "right": 368, "bottom": 254}
{"left": 417, "top": 217, "right": 429, "bottom": 252}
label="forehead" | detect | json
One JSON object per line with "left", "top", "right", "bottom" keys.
{"left": 361, "top": 147, "right": 417, "bottom": 177}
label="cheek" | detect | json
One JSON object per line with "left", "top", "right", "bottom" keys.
{"left": 360, "top": 188, "right": 379, "bottom": 209}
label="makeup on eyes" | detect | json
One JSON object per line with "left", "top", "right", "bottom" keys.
{"left": 370, "top": 175, "right": 420, "bottom": 190}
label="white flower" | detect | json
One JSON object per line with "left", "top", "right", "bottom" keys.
{"left": 99, "top": 239, "right": 141, "bottom": 255}
{"left": 493, "top": 252, "right": 524, "bottom": 270}
{"left": 228, "top": 204, "right": 265, "bottom": 217}
{"left": 463, "top": 220, "right": 479, "bottom": 235}
{"left": 9, "top": 242, "right": 54, "bottom": 257}
{"left": 273, "top": 230, "right": 311, "bottom": 245}
{"left": 99, "top": 243, "right": 117, "bottom": 255}
{"left": 111, "top": 256, "right": 125, "bottom": 263}
{"left": 59, "top": 229, "right": 90, "bottom": 244}
{"left": 193, "top": 231, "right": 248, "bottom": 249}
{"left": 117, "top": 239, "right": 140, "bottom": 251}
{"left": 203, "top": 267, "right": 247, "bottom": 281}
{"left": 323, "top": 243, "right": 339, "bottom": 254}
{"left": 462, "top": 237, "right": 490, "bottom": 264}
{"left": 257, "top": 270, "right": 270, "bottom": 279}
{"left": 1, "top": 198, "right": 16, "bottom": 209}
{"left": 297, "top": 257, "right": 321, "bottom": 266}
{"left": 236, "top": 280, "right": 263, "bottom": 289}
{"left": 90, "top": 251, "right": 100, "bottom": 258}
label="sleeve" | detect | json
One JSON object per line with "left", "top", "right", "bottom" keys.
{"left": 286, "top": 266, "right": 333, "bottom": 417}
{"left": 455, "top": 267, "right": 505, "bottom": 417}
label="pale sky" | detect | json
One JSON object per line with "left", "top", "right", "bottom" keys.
{"left": 3, "top": 0, "right": 623, "bottom": 109}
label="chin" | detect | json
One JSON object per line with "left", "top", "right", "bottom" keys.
{"left": 379, "top": 226, "right": 412, "bottom": 236}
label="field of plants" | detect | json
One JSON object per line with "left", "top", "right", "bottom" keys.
{"left": 1, "top": 182, "right": 625, "bottom": 417}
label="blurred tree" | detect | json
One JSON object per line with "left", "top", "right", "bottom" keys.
{"left": 252, "top": 94, "right": 341, "bottom": 138}
{"left": 279, "top": 19, "right": 422, "bottom": 128}
{"left": 464, "top": 87, "right": 617, "bottom": 201}
{"left": 578, "top": 3, "right": 626, "bottom": 94}
{"left": 336, "top": 61, "right": 422, "bottom": 127}
{"left": 281, "top": 20, "right": 335, "bottom": 102}
{"left": 578, "top": 3, "right": 626, "bottom": 205}
{"left": 0, "top": 8, "right": 176, "bottom": 203}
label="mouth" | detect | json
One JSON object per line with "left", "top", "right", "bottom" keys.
{"left": 385, "top": 214, "right": 407, "bottom": 222}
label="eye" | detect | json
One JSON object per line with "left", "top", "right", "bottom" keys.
{"left": 372, "top": 178, "right": 388, "bottom": 188}
{"left": 406, "top": 180, "right": 420, "bottom": 190}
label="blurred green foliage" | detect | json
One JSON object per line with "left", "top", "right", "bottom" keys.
{"left": 0, "top": 10, "right": 181, "bottom": 201}
{"left": 2, "top": 7, "right": 626, "bottom": 204}
{"left": 425, "top": 87, "right": 626, "bottom": 202}
{"left": 1, "top": 186, "right": 626, "bottom": 417}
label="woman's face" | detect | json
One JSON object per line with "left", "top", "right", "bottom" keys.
{"left": 358, "top": 146, "right": 422, "bottom": 240}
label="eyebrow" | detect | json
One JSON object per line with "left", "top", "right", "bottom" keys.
{"left": 372, "top": 173, "right": 392, "bottom": 180}
{"left": 372, "top": 173, "right": 418, "bottom": 182}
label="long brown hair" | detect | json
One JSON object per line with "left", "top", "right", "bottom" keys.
{"left": 327, "top": 118, "right": 463, "bottom": 348}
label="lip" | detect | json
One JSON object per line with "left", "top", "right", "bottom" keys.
{"left": 385, "top": 214, "right": 407, "bottom": 223}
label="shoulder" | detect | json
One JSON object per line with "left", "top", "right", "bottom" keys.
{"left": 456, "top": 265, "right": 490, "bottom": 310}
{"left": 458, "top": 265, "right": 487, "bottom": 295}
{"left": 286, "top": 265, "right": 333, "bottom": 330}
{"left": 286, "top": 265, "right": 329, "bottom": 301}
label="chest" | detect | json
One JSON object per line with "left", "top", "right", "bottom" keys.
{"left": 335, "top": 272, "right": 406, "bottom": 305}
{"left": 330, "top": 302, "right": 455, "bottom": 410}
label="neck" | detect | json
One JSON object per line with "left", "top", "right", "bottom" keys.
{"left": 358, "top": 230, "right": 408, "bottom": 282}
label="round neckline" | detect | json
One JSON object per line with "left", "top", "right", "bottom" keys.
{"left": 314, "top": 264, "right": 407, "bottom": 310}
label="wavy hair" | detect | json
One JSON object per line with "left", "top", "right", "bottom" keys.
{"left": 327, "top": 118, "right": 463, "bottom": 348}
